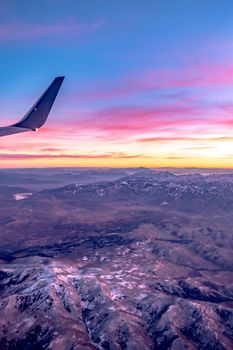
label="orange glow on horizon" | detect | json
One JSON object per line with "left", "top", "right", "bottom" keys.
{"left": 1, "top": 131, "right": 233, "bottom": 169}
{"left": 0, "top": 154, "right": 232, "bottom": 169}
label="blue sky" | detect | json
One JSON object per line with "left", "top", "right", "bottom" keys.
{"left": 1, "top": 0, "right": 233, "bottom": 168}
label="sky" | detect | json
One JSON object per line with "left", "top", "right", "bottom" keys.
{"left": 1, "top": 0, "right": 233, "bottom": 168}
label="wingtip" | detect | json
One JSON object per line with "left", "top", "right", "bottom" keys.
{"left": 12, "top": 75, "right": 65, "bottom": 131}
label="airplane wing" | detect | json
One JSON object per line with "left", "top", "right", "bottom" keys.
{"left": 0, "top": 76, "right": 64, "bottom": 137}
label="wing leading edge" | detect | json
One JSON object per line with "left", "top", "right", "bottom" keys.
{"left": 0, "top": 76, "right": 64, "bottom": 137}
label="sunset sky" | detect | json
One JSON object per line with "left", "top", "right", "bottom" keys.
{"left": 1, "top": 0, "right": 233, "bottom": 168}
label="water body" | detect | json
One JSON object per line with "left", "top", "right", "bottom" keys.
{"left": 13, "top": 193, "right": 32, "bottom": 201}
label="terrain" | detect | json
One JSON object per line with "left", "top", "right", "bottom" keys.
{"left": 0, "top": 168, "right": 233, "bottom": 350}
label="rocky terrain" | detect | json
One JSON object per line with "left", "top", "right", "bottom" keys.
{"left": 0, "top": 168, "right": 233, "bottom": 349}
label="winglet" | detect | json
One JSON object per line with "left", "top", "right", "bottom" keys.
{"left": 13, "top": 76, "right": 65, "bottom": 130}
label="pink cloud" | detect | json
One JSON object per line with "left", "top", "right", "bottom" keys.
{"left": 76, "top": 64, "right": 233, "bottom": 102}
{"left": 138, "top": 136, "right": 195, "bottom": 143}
{"left": 138, "top": 135, "right": 233, "bottom": 143}
{"left": 0, "top": 152, "right": 143, "bottom": 160}
{"left": 1, "top": 94, "right": 232, "bottom": 154}
{"left": 14, "top": 102, "right": 225, "bottom": 142}
{"left": 2, "top": 105, "right": 195, "bottom": 141}
{"left": 0, "top": 19, "right": 104, "bottom": 42}
{"left": 39, "top": 147, "right": 66, "bottom": 152}
{"left": 2, "top": 100, "right": 231, "bottom": 148}
{"left": 65, "top": 104, "right": 209, "bottom": 140}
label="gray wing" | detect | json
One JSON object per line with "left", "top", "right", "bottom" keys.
{"left": 0, "top": 126, "right": 31, "bottom": 137}
{"left": 0, "top": 76, "right": 64, "bottom": 137}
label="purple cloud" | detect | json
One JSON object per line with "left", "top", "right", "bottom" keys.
{"left": 0, "top": 19, "right": 104, "bottom": 42}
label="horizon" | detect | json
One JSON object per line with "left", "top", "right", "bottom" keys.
{"left": 1, "top": 1, "right": 233, "bottom": 168}
{"left": 1, "top": 165, "right": 233, "bottom": 171}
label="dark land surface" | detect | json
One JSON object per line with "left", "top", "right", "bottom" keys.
{"left": 0, "top": 167, "right": 233, "bottom": 350}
